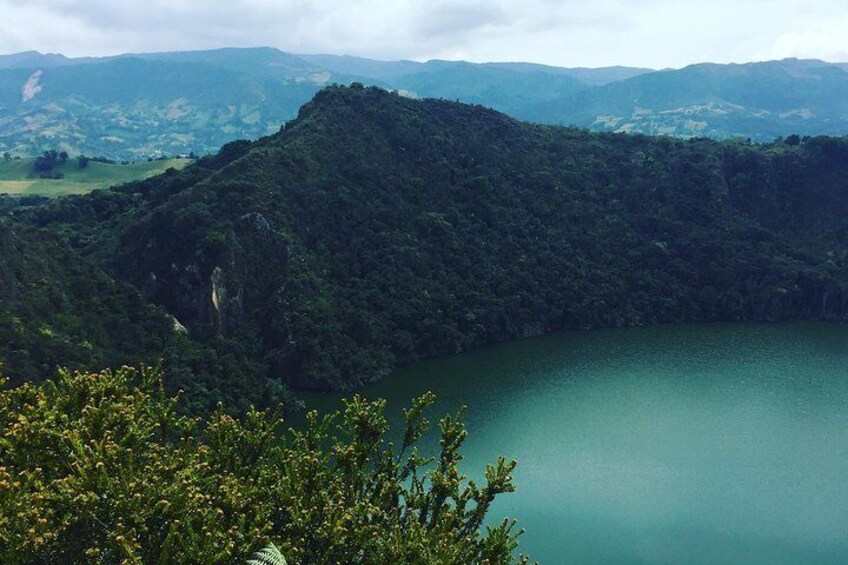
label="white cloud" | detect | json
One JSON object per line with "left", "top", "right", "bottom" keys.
{"left": 0, "top": 0, "right": 846, "bottom": 67}
{"left": 762, "top": 19, "right": 848, "bottom": 62}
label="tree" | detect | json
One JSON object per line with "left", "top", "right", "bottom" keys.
{"left": 77, "top": 155, "right": 90, "bottom": 169}
{"left": 0, "top": 366, "right": 529, "bottom": 564}
{"left": 58, "top": 150, "right": 69, "bottom": 163}
{"left": 33, "top": 149, "right": 58, "bottom": 173}
{"left": 2, "top": 152, "right": 10, "bottom": 162}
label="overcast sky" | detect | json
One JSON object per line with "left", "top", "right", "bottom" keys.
{"left": 1, "top": 0, "right": 846, "bottom": 68}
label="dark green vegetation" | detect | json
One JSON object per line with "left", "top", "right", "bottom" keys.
{"left": 2, "top": 85, "right": 848, "bottom": 400}
{"left": 0, "top": 226, "right": 175, "bottom": 382}
{"left": 0, "top": 219, "right": 296, "bottom": 414}
{"left": 0, "top": 365, "right": 527, "bottom": 564}
{"left": 3, "top": 48, "right": 848, "bottom": 159}
{"left": 0, "top": 154, "right": 190, "bottom": 196}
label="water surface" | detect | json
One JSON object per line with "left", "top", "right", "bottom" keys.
{"left": 299, "top": 322, "right": 848, "bottom": 564}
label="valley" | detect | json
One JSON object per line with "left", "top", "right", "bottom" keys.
{"left": 0, "top": 156, "right": 190, "bottom": 196}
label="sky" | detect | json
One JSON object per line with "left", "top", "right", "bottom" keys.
{"left": 1, "top": 0, "right": 847, "bottom": 69}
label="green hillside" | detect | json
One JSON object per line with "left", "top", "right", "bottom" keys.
{"left": 519, "top": 59, "right": 848, "bottom": 139}
{"left": 11, "top": 85, "right": 848, "bottom": 395}
{"left": 5, "top": 48, "right": 848, "bottom": 160}
{"left": 0, "top": 56, "right": 330, "bottom": 160}
{"left": 0, "top": 157, "right": 191, "bottom": 196}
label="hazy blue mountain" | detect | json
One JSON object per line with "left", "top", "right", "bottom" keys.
{"left": 519, "top": 58, "right": 848, "bottom": 140}
{"left": 298, "top": 58, "right": 604, "bottom": 117}
{"left": 478, "top": 62, "right": 652, "bottom": 85}
{"left": 0, "top": 51, "right": 74, "bottom": 69}
{"left": 0, "top": 56, "right": 328, "bottom": 159}
{"left": 0, "top": 48, "right": 606, "bottom": 158}
{"left": 384, "top": 60, "right": 588, "bottom": 115}
{"left": 298, "top": 54, "right": 651, "bottom": 86}
{"left": 1, "top": 48, "right": 847, "bottom": 158}
{"left": 123, "top": 47, "right": 332, "bottom": 80}
{"left": 296, "top": 53, "right": 424, "bottom": 79}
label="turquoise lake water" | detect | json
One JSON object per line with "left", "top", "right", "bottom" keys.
{"left": 298, "top": 322, "right": 848, "bottom": 563}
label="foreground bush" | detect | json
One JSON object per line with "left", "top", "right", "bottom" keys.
{"left": 0, "top": 366, "right": 527, "bottom": 564}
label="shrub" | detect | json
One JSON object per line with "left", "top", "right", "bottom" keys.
{"left": 0, "top": 366, "right": 527, "bottom": 564}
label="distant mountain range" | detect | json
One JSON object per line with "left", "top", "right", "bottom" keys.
{"left": 1, "top": 47, "right": 847, "bottom": 158}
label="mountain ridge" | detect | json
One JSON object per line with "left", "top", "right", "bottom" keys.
{"left": 4, "top": 48, "right": 848, "bottom": 160}
{"left": 517, "top": 58, "right": 848, "bottom": 137}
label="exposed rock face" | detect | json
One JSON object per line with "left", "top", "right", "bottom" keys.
{"left": 171, "top": 316, "right": 188, "bottom": 334}
{"left": 210, "top": 266, "right": 225, "bottom": 330}
{"left": 241, "top": 211, "right": 272, "bottom": 241}
{"left": 21, "top": 70, "right": 43, "bottom": 102}
{"left": 210, "top": 265, "right": 244, "bottom": 334}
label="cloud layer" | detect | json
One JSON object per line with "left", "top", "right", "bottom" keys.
{"left": 1, "top": 0, "right": 846, "bottom": 68}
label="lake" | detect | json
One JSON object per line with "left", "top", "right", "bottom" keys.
{"left": 298, "top": 322, "right": 848, "bottom": 564}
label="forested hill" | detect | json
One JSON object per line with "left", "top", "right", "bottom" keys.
{"left": 7, "top": 85, "right": 848, "bottom": 395}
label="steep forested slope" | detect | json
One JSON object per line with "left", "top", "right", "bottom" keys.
{"left": 0, "top": 224, "right": 175, "bottom": 383}
{"left": 0, "top": 190, "right": 293, "bottom": 412}
{"left": 8, "top": 85, "right": 848, "bottom": 394}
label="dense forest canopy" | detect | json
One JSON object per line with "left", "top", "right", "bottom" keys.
{"left": 1, "top": 85, "right": 848, "bottom": 404}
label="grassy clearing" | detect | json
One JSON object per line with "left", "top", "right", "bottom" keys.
{"left": 0, "top": 158, "right": 193, "bottom": 197}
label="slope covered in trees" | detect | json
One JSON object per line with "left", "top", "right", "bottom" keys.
{"left": 0, "top": 196, "right": 294, "bottom": 412}
{"left": 0, "top": 224, "right": 176, "bottom": 383}
{"left": 5, "top": 85, "right": 845, "bottom": 396}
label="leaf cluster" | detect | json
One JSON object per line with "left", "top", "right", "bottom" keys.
{"left": 0, "top": 366, "right": 528, "bottom": 564}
